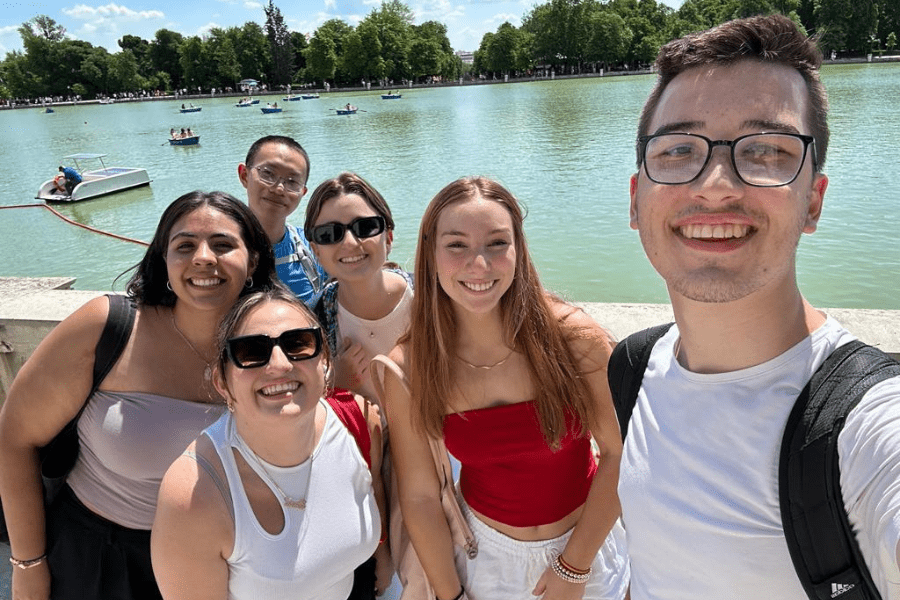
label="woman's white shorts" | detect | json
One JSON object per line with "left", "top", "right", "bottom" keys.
{"left": 454, "top": 494, "right": 630, "bottom": 600}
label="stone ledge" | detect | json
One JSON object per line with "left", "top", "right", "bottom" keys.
{"left": 1, "top": 283, "right": 898, "bottom": 403}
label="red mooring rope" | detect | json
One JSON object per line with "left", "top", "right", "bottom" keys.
{"left": 1, "top": 203, "right": 149, "bottom": 247}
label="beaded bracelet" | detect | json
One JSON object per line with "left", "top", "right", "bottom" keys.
{"left": 9, "top": 554, "right": 47, "bottom": 570}
{"left": 558, "top": 554, "right": 591, "bottom": 575}
{"left": 551, "top": 553, "right": 592, "bottom": 584}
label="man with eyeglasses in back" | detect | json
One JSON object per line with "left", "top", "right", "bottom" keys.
{"left": 238, "top": 135, "right": 327, "bottom": 306}
{"left": 619, "top": 14, "right": 900, "bottom": 600}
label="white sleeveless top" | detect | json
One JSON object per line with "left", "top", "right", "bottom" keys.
{"left": 204, "top": 400, "right": 380, "bottom": 600}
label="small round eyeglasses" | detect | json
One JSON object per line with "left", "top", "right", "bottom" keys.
{"left": 638, "top": 132, "right": 817, "bottom": 187}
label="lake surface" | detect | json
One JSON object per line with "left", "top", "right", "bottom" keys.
{"left": 1, "top": 64, "right": 898, "bottom": 309}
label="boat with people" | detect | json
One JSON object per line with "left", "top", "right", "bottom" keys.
{"left": 261, "top": 104, "right": 283, "bottom": 114}
{"left": 35, "top": 153, "right": 150, "bottom": 203}
{"left": 301, "top": 93, "right": 320, "bottom": 99}
{"left": 336, "top": 104, "right": 358, "bottom": 115}
{"left": 44, "top": 107, "right": 54, "bottom": 113}
{"left": 169, "top": 135, "right": 200, "bottom": 146}
{"left": 381, "top": 92, "right": 402, "bottom": 99}
{"left": 235, "top": 97, "right": 259, "bottom": 107}
{"left": 179, "top": 104, "right": 201, "bottom": 113}
{"left": 282, "top": 95, "right": 302, "bottom": 101}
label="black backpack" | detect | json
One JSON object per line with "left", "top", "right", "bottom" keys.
{"left": 608, "top": 324, "right": 900, "bottom": 600}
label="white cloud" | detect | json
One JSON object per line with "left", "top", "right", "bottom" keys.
{"left": 324, "top": 0, "right": 336, "bottom": 8}
{"left": 63, "top": 3, "right": 165, "bottom": 21}
{"left": 196, "top": 21, "right": 224, "bottom": 38}
{"left": 244, "top": 1, "right": 263, "bottom": 10}
{"left": 485, "top": 11, "right": 520, "bottom": 27}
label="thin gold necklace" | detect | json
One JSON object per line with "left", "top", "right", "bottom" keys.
{"left": 457, "top": 347, "right": 515, "bottom": 370}
{"left": 171, "top": 311, "right": 214, "bottom": 383}
{"left": 237, "top": 431, "right": 314, "bottom": 510}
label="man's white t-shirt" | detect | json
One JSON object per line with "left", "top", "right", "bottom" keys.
{"left": 620, "top": 317, "right": 900, "bottom": 599}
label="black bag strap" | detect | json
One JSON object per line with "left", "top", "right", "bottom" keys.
{"left": 607, "top": 323, "right": 673, "bottom": 440}
{"left": 780, "top": 340, "right": 900, "bottom": 600}
{"left": 39, "top": 294, "right": 137, "bottom": 478}
{"left": 90, "top": 294, "right": 137, "bottom": 396}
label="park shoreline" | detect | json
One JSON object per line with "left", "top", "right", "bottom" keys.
{"left": 4, "top": 54, "right": 898, "bottom": 110}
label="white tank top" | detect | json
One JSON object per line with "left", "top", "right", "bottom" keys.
{"left": 204, "top": 400, "right": 380, "bottom": 600}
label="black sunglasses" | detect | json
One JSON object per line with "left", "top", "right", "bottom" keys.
{"left": 225, "top": 327, "right": 323, "bottom": 369}
{"left": 311, "top": 215, "right": 386, "bottom": 245}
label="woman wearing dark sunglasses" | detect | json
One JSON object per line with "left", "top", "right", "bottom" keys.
{"left": 152, "top": 287, "right": 384, "bottom": 600}
{"left": 304, "top": 172, "right": 411, "bottom": 597}
{"left": 304, "top": 173, "right": 413, "bottom": 404}
{"left": 0, "top": 191, "right": 278, "bottom": 600}
{"left": 378, "top": 177, "right": 629, "bottom": 600}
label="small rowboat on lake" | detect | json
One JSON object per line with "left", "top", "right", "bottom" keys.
{"left": 301, "top": 93, "right": 320, "bottom": 99}
{"left": 381, "top": 93, "right": 402, "bottom": 99}
{"left": 169, "top": 135, "right": 200, "bottom": 146}
{"left": 180, "top": 106, "right": 202, "bottom": 113}
{"left": 283, "top": 95, "right": 302, "bottom": 101}
{"left": 261, "top": 106, "right": 283, "bottom": 114}
{"left": 336, "top": 106, "right": 358, "bottom": 115}
{"left": 36, "top": 153, "right": 150, "bottom": 203}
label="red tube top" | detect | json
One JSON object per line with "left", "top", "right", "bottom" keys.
{"left": 443, "top": 400, "right": 596, "bottom": 527}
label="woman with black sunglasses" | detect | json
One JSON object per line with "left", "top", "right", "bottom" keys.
{"left": 0, "top": 191, "right": 279, "bottom": 600}
{"left": 304, "top": 173, "right": 413, "bottom": 404}
{"left": 378, "top": 177, "right": 629, "bottom": 600}
{"left": 303, "top": 172, "right": 411, "bottom": 597}
{"left": 152, "top": 287, "right": 384, "bottom": 600}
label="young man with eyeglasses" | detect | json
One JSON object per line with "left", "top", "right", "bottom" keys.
{"left": 621, "top": 15, "right": 900, "bottom": 599}
{"left": 238, "top": 135, "right": 326, "bottom": 306}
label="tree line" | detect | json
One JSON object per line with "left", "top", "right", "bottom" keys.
{"left": 1, "top": 0, "right": 897, "bottom": 100}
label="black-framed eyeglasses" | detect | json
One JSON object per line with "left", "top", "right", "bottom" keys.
{"left": 253, "top": 166, "right": 305, "bottom": 194}
{"left": 638, "top": 132, "right": 817, "bottom": 187}
{"left": 225, "top": 327, "right": 323, "bottom": 369}
{"left": 310, "top": 215, "right": 386, "bottom": 245}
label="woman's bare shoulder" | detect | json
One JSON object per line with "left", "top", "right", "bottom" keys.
{"left": 549, "top": 299, "right": 615, "bottom": 365}
{"left": 159, "top": 436, "right": 230, "bottom": 523}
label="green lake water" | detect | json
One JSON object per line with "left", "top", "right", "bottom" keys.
{"left": 1, "top": 64, "right": 898, "bottom": 309}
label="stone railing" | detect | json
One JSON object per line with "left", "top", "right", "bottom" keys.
{"left": 2, "top": 277, "right": 899, "bottom": 403}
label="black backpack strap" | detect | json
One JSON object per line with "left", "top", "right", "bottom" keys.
{"left": 780, "top": 341, "right": 900, "bottom": 600}
{"left": 39, "top": 294, "right": 136, "bottom": 479}
{"left": 607, "top": 323, "right": 674, "bottom": 440}
{"left": 90, "top": 294, "right": 137, "bottom": 396}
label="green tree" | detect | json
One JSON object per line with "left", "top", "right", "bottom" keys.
{"left": 20, "top": 15, "right": 66, "bottom": 42}
{"left": 108, "top": 49, "right": 140, "bottom": 92}
{"left": 150, "top": 29, "right": 184, "bottom": 89}
{"left": 361, "top": 0, "right": 414, "bottom": 83}
{"left": 179, "top": 36, "right": 209, "bottom": 90}
{"left": 230, "top": 23, "right": 270, "bottom": 82}
{"left": 207, "top": 28, "right": 242, "bottom": 89}
{"left": 290, "top": 31, "right": 309, "bottom": 78}
{"left": 411, "top": 21, "right": 457, "bottom": 80}
{"left": 79, "top": 47, "right": 111, "bottom": 96}
{"left": 264, "top": 0, "right": 293, "bottom": 86}
{"left": 304, "top": 19, "right": 350, "bottom": 84}
{"left": 816, "top": 0, "right": 877, "bottom": 53}
{"left": 585, "top": 10, "right": 633, "bottom": 69}
{"left": 118, "top": 34, "right": 152, "bottom": 78}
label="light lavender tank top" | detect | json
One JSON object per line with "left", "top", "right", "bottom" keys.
{"left": 67, "top": 390, "right": 225, "bottom": 529}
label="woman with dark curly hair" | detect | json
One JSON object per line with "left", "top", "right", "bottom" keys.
{"left": 0, "top": 191, "right": 279, "bottom": 600}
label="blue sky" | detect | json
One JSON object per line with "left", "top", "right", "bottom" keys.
{"left": 1, "top": 0, "right": 683, "bottom": 59}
